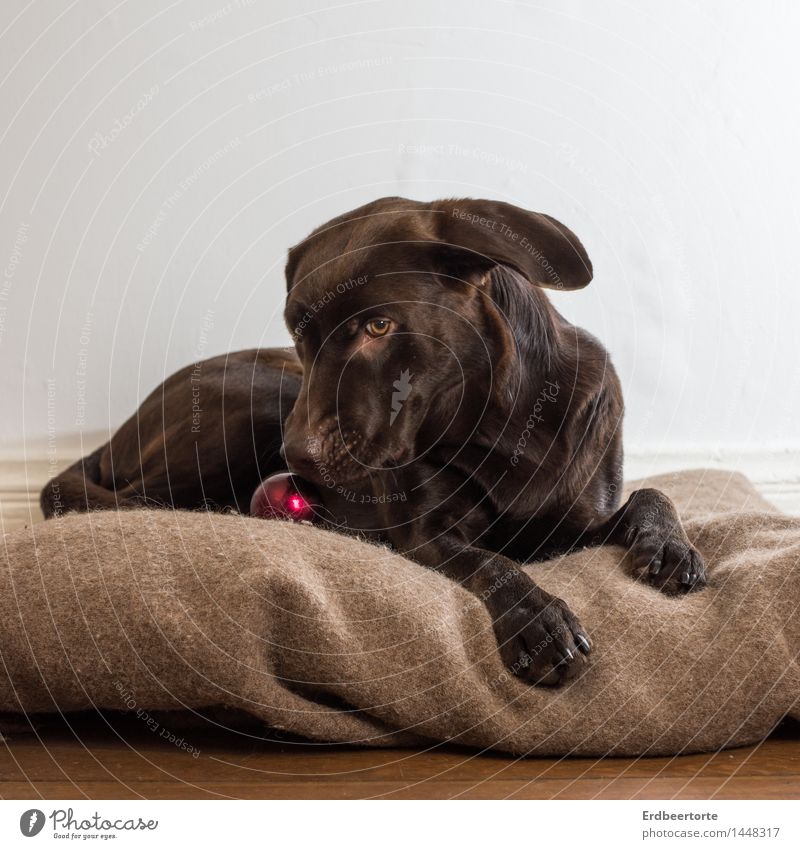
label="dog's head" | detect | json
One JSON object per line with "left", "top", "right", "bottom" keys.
{"left": 281, "top": 197, "right": 592, "bottom": 486}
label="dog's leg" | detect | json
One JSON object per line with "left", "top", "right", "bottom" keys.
{"left": 533, "top": 488, "right": 706, "bottom": 595}
{"left": 600, "top": 487, "right": 707, "bottom": 594}
{"left": 401, "top": 532, "right": 591, "bottom": 686}
{"left": 40, "top": 446, "right": 130, "bottom": 518}
{"left": 496, "top": 488, "right": 705, "bottom": 596}
{"left": 370, "top": 464, "right": 591, "bottom": 686}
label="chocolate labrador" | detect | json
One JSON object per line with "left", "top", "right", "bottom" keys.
{"left": 42, "top": 197, "right": 705, "bottom": 686}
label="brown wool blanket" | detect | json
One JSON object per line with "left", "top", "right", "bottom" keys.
{"left": 1, "top": 470, "right": 798, "bottom": 756}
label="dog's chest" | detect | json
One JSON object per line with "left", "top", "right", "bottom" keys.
{"left": 442, "top": 442, "right": 568, "bottom": 520}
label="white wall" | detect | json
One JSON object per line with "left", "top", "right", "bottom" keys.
{"left": 1, "top": 0, "right": 798, "bottom": 460}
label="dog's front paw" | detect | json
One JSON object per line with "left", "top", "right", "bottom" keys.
{"left": 627, "top": 523, "right": 706, "bottom": 595}
{"left": 490, "top": 590, "right": 591, "bottom": 686}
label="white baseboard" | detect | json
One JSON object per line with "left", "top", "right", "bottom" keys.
{"left": 3, "top": 441, "right": 799, "bottom": 532}
{"left": 624, "top": 444, "right": 800, "bottom": 483}
{"left": 624, "top": 446, "right": 800, "bottom": 516}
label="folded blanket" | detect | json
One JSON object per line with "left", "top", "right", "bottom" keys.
{"left": 1, "top": 470, "right": 797, "bottom": 756}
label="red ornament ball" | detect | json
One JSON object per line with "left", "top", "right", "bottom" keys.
{"left": 249, "top": 472, "right": 322, "bottom": 523}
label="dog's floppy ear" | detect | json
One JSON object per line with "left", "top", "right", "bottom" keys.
{"left": 285, "top": 241, "right": 306, "bottom": 292}
{"left": 430, "top": 199, "right": 592, "bottom": 290}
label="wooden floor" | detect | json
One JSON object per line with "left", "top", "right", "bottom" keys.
{"left": 1, "top": 714, "right": 798, "bottom": 800}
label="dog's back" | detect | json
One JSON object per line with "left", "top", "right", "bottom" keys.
{"left": 41, "top": 348, "right": 301, "bottom": 517}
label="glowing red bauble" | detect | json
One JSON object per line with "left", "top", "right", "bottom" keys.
{"left": 249, "top": 472, "right": 322, "bottom": 523}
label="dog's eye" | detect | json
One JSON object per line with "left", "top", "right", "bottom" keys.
{"left": 365, "top": 318, "right": 392, "bottom": 338}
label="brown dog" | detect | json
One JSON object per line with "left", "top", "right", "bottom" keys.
{"left": 42, "top": 197, "right": 705, "bottom": 686}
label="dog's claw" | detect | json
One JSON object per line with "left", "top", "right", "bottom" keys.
{"left": 492, "top": 592, "right": 589, "bottom": 686}
{"left": 633, "top": 529, "right": 707, "bottom": 595}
